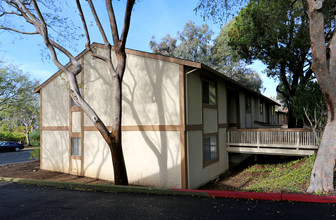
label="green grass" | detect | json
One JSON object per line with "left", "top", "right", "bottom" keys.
{"left": 243, "top": 154, "right": 316, "bottom": 193}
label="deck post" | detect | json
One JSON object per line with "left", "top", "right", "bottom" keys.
{"left": 227, "top": 130, "right": 230, "bottom": 145}
{"left": 296, "top": 131, "right": 300, "bottom": 150}
{"left": 257, "top": 131, "right": 260, "bottom": 149}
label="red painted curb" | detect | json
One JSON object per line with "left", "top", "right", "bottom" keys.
{"left": 171, "top": 189, "right": 336, "bottom": 203}
{"left": 171, "top": 189, "right": 281, "bottom": 201}
{"left": 208, "top": 190, "right": 282, "bottom": 201}
{"left": 282, "top": 193, "right": 336, "bottom": 203}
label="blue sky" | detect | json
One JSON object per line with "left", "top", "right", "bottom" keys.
{"left": 0, "top": 0, "right": 278, "bottom": 97}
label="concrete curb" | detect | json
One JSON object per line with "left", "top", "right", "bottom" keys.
{"left": 0, "top": 177, "right": 208, "bottom": 197}
{"left": 1, "top": 177, "right": 336, "bottom": 203}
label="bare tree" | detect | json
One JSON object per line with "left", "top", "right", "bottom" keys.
{"left": 306, "top": 0, "right": 336, "bottom": 193}
{"left": 0, "top": 0, "right": 135, "bottom": 185}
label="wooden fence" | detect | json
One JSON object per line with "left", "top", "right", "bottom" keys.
{"left": 227, "top": 129, "right": 322, "bottom": 156}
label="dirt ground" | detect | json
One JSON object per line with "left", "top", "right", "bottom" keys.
{"left": 0, "top": 160, "right": 250, "bottom": 190}
{"left": 0, "top": 156, "right": 310, "bottom": 192}
{"left": 0, "top": 160, "right": 114, "bottom": 185}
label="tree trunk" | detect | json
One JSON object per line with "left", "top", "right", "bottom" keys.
{"left": 306, "top": 0, "right": 336, "bottom": 193}
{"left": 287, "top": 107, "right": 303, "bottom": 128}
{"left": 25, "top": 132, "right": 30, "bottom": 146}
{"left": 287, "top": 108, "right": 296, "bottom": 128}
{"left": 307, "top": 118, "right": 336, "bottom": 193}
{"left": 109, "top": 77, "right": 128, "bottom": 185}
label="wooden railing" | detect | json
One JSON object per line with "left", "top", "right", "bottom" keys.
{"left": 227, "top": 129, "right": 322, "bottom": 156}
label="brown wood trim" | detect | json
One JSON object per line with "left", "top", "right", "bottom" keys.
{"left": 69, "top": 91, "right": 72, "bottom": 173}
{"left": 228, "top": 123, "right": 238, "bottom": 128}
{"left": 126, "top": 48, "right": 201, "bottom": 69}
{"left": 84, "top": 125, "right": 180, "bottom": 131}
{"left": 83, "top": 126, "right": 105, "bottom": 131}
{"left": 123, "top": 125, "right": 180, "bottom": 131}
{"left": 70, "top": 131, "right": 82, "bottom": 138}
{"left": 254, "top": 120, "right": 269, "bottom": 126}
{"left": 228, "top": 128, "right": 314, "bottom": 132}
{"left": 71, "top": 106, "right": 82, "bottom": 112}
{"left": 201, "top": 74, "right": 220, "bottom": 169}
{"left": 40, "top": 126, "right": 69, "bottom": 131}
{"left": 202, "top": 104, "right": 217, "bottom": 109}
{"left": 218, "top": 123, "right": 228, "bottom": 129}
{"left": 203, "top": 157, "right": 220, "bottom": 168}
{"left": 186, "top": 124, "right": 203, "bottom": 131}
{"left": 81, "top": 58, "right": 85, "bottom": 176}
{"left": 203, "top": 132, "right": 219, "bottom": 138}
{"left": 35, "top": 43, "right": 201, "bottom": 93}
{"left": 71, "top": 155, "right": 81, "bottom": 160}
{"left": 179, "top": 65, "right": 188, "bottom": 189}
{"left": 202, "top": 133, "right": 219, "bottom": 168}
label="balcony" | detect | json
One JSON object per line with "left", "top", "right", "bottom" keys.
{"left": 227, "top": 129, "right": 322, "bottom": 156}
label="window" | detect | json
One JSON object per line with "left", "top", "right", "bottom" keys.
{"left": 203, "top": 135, "right": 218, "bottom": 165}
{"left": 202, "top": 80, "right": 216, "bottom": 105}
{"left": 71, "top": 137, "right": 81, "bottom": 156}
{"left": 271, "top": 106, "right": 274, "bottom": 115}
{"left": 246, "top": 96, "right": 251, "bottom": 113}
{"left": 260, "top": 102, "right": 263, "bottom": 114}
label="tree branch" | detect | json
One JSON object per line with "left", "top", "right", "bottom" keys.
{"left": 306, "top": 0, "right": 329, "bottom": 76}
{"left": 120, "top": 0, "right": 135, "bottom": 47}
{"left": 76, "top": 0, "right": 90, "bottom": 48}
{"left": 279, "top": 63, "right": 292, "bottom": 97}
{"left": 0, "top": 26, "right": 38, "bottom": 35}
{"left": 76, "top": 1, "right": 109, "bottom": 63}
{"left": 276, "top": 84, "right": 290, "bottom": 100}
{"left": 0, "top": 11, "right": 22, "bottom": 17}
{"left": 105, "top": 0, "right": 120, "bottom": 46}
{"left": 87, "top": 0, "right": 110, "bottom": 47}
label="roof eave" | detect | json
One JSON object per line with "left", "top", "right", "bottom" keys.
{"left": 199, "top": 64, "right": 280, "bottom": 106}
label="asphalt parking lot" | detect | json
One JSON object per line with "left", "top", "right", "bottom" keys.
{"left": 1, "top": 182, "right": 336, "bottom": 220}
{"left": 0, "top": 149, "right": 34, "bottom": 166}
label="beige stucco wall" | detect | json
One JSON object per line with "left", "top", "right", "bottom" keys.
{"left": 186, "top": 72, "right": 229, "bottom": 189}
{"left": 83, "top": 47, "right": 180, "bottom": 127}
{"left": 186, "top": 70, "right": 202, "bottom": 125}
{"left": 72, "top": 112, "right": 81, "bottom": 133}
{"left": 80, "top": 48, "right": 182, "bottom": 188}
{"left": 83, "top": 130, "right": 182, "bottom": 188}
{"left": 42, "top": 73, "right": 69, "bottom": 127}
{"left": 187, "top": 130, "right": 229, "bottom": 189}
{"left": 41, "top": 131, "right": 69, "bottom": 173}
{"left": 40, "top": 47, "right": 182, "bottom": 189}
{"left": 253, "top": 97, "right": 259, "bottom": 121}
{"left": 239, "top": 92, "right": 246, "bottom": 129}
{"left": 203, "top": 108, "right": 217, "bottom": 134}
{"left": 217, "top": 81, "right": 227, "bottom": 124}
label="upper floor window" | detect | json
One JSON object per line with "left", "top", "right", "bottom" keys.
{"left": 260, "top": 102, "right": 263, "bottom": 114}
{"left": 71, "top": 137, "right": 81, "bottom": 156}
{"left": 203, "top": 135, "right": 218, "bottom": 166}
{"left": 246, "top": 96, "right": 251, "bottom": 113}
{"left": 202, "top": 80, "right": 216, "bottom": 106}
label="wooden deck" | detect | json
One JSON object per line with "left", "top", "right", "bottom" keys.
{"left": 227, "top": 129, "right": 322, "bottom": 156}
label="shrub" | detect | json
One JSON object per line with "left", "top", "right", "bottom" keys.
{"left": 29, "top": 148, "right": 40, "bottom": 160}
{"left": 0, "top": 131, "right": 25, "bottom": 143}
{"left": 29, "top": 130, "right": 40, "bottom": 146}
